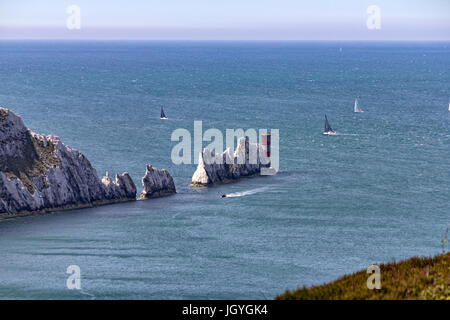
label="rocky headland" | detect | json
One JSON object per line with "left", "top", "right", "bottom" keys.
{"left": 0, "top": 108, "right": 175, "bottom": 218}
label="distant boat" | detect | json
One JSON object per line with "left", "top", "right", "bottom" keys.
{"left": 354, "top": 98, "right": 363, "bottom": 113}
{"left": 160, "top": 107, "right": 168, "bottom": 120}
{"left": 323, "top": 114, "right": 336, "bottom": 135}
{"left": 448, "top": 102, "right": 450, "bottom": 111}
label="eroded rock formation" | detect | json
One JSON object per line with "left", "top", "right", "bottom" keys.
{"left": 191, "top": 136, "right": 270, "bottom": 186}
{"left": 102, "top": 171, "right": 137, "bottom": 200}
{"left": 138, "top": 164, "right": 176, "bottom": 199}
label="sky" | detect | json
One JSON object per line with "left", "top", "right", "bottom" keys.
{"left": 0, "top": 0, "right": 449, "bottom": 40}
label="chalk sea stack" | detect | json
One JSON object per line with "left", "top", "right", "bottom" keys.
{"left": 191, "top": 136, "right": 270, "bottom": 186}
{"left": 138, "top": 164, "right": 176, "bottom": 199}
{"left": 102, "top": 171, "right": 137, "bottom": 200}
{"left": 0, "top": 108, "right": 175, "bottom": 218}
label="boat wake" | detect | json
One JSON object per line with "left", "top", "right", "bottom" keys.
{"left": 224, "top": 187, "right": 269, "bottom": 198}
{"left": 334, "top": 133, "right": 360, "bottom": 136}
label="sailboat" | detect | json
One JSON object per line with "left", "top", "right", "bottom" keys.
{"left": 160, "top": 107, "right": 168, "bottom": 120}
{"left": 354, "top": 98, "right": 363, "bottom": 113}
{"left": 448, "top": 102, "right": 450, "bottom": 111}
{"left": 323, "top": 114, "right": 336, "bottom": 135}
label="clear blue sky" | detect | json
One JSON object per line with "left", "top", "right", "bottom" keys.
{"left": 0, "top": 0, "right": 449, "bottom": 40}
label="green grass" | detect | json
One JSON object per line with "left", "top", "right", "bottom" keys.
{"left": 4, "top": 134, "right": 60, "bottom": 193}
{"left": 0, "top": 109, "right": 9, "bottom": 120}
{"left": 276, "top": 252, "right": 449, "bottom": 300}
{"left": 1, "top": 108, "right": 60, "bottom": 193}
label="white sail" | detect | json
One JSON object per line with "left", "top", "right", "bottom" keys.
{"left": 448, "top": 102, "right": 450, "bottom": 111}
{"left": 354, "top": 98, "right": 363, "bottom": 113}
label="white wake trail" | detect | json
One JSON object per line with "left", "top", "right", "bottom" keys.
{"left": 224, "top": 187, "right": 269, "bottom": 198}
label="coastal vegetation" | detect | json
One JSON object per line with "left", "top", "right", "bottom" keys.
{"left": 4, "top": 133, "right": 59, "bottom": 193}
{"left": 0, "top": 109, "right": 8, "bottom": 120}
{"left": 276, "top": 252, "right": 449, "bottom": 300}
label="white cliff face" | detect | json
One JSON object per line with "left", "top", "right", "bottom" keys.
{"left": 138, "top": 164, "right": 176, "bottom": 199}
{"left": 0, "top": 108, "right": 137, "bottom": 217}
{"left": 191, "top": 136, "right": 270, "bottom": 186}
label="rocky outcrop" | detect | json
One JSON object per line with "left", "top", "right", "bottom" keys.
{"left": 0, "top": 108, "right": 138, "bottom": 218}
{"left": 102, "top": 171, "right": 137, "bottom": 200}
{"left": 138, "top": 164, "right": 176, "bottom": 199}
{"left": 191, "top": 136, "right": 270, "bottom": 186}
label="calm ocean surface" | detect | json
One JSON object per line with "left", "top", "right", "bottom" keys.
{"left": 0, "top": 41, "right": 448, "bottom": 299}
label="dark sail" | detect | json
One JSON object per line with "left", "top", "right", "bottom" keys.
{"left": 324, "top": 114, "right": 333, "bottom": 133}
{"left": 160, "top": 107, "right": 167, "bottom": 118}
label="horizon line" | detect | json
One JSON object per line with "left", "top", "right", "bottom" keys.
{"left": 1, "top": 38, "right": 450, "bottom": 42}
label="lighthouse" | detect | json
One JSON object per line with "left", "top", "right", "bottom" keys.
{"left": 261, "top": 133, "right": 271, "bottom": 159}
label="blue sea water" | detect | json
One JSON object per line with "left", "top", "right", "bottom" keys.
{"left": 0, "top": 41, "right": 448, "bottom": 299}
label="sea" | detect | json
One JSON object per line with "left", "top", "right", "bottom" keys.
{"left": 0, "top": 41, "right": 448, "bottom": 299}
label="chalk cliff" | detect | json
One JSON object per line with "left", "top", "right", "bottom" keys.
{"left": 0, "top": 108, "right": 175, "bottom": 218}
{"left": 191, "top": 136, "right": 270, "bottom": 186}
{"left": 138, "top": 164, "right": 176, "bottom": 199}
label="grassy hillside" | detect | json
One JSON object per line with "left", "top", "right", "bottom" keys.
{"left": 276, "top": 252, "right": 449, "bottom": 300}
